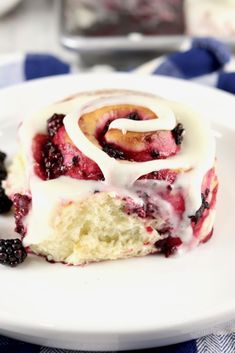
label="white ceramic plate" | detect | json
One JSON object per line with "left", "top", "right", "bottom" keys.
{"left": 0, "top": 73, "right": 235, "bottom": 351}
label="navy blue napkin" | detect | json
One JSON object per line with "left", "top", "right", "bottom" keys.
{"left": 1, "top": 37, "right": 234, "bottom": 94}
{"left": 151, "top": 37, "right": 235, "bottom": 94}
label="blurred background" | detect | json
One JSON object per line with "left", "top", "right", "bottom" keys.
{"left": 0, "top": 0, "right": 235, "bottom": 71}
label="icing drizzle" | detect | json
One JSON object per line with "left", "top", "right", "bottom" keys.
{"left": 18, "top": 90, "right": 216, "bottom": 246}
{"left": 64, "top": 94, "right": 215, "bottom": 213}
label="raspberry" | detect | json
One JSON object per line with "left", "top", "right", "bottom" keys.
{"left": 47, "top": 114, "right": 65, "bottom": 137}
{"left": 0, "top": 238, "right": 27, "bottom": 267}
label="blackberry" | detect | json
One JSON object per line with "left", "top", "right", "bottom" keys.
{"left": 72, "top": 155, "right": 80, "bottom": 166}
{"left": 172, "top": 123, "right": 184, "bottom": 145}
{"left": 155, "top": 236, "right": 182, "bottom": 257}
{"left": 0, "top": 187, "right": 12, "bottom": 214}
{"left": 102, "top": 120, "right": 111, "bottom": 136}
{"left": 0, "top": 238, "right": 27, "bottom": 267}
{"left": 126, "top": 112, "right": 141, "bottom": 120}
{"left": 102, "top": 143, "right": 125, "bottom": 160}
{"left": 189, "top": 190, "right": 210, "bottom": 224}
{"left": 204, "top": 188, "right": 210, "bottom": 197}
{"left": 0, "top": 165, "right": 7, "bottom": 181}
{"left": 0, "top": 150, "right": 7, "bottom": 181}
{"left": 150, "top": 149, "right": 160, "bottom": 159}
{"left": 0, "top": 151, "right": 6, "bottom": 163}
{"left": 41, "top": 140, "right": 65, "bottom": 180}
{"left": 47, "top": 114, "right": 65, "bottom": 137}
{"left": 145, "top": 135, "right": 152, "bottom": 143}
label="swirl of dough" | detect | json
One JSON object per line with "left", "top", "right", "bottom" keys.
{"left": 64, "top": 92, "right": 215, "bottom": 214}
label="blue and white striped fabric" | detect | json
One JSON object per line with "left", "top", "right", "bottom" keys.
{"left": 0, "top": 333, "right": 235, "bottom": 353}
{"left": 0, "top": 37, "right": 235, "bottom": 352}
{"left": 0, "top": 38, "right": 235, "bottom": 94}
{"left": 135, "top": 37, "right": 235, "bottom": 94}
{"left": 0, "top": 52, "right": 70, "bottom": 89}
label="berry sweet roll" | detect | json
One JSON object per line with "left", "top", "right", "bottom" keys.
{"left": 5, "top": 89, "right": 218, "bottom": 264}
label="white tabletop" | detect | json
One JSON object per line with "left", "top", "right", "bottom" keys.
{"left": 0, "top": 0, "right": 77, "bottom": 63}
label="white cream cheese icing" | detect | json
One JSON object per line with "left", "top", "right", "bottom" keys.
{"left": 64, "top": 95, "right": 215, "bottom": 211}
{"left": 18, "top": 90, "right": 215, "bottom": 247}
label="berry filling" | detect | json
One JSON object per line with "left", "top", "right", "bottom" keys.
{"left": 53, "top": 126, "right": 104, "bottom": 180}
{"left": 32, "top": 110, "right": 183, "bottom": 182}
{"left": 94, "top": 109, "right": 181, "bottom": 162}
{"left": 189, "top": 189, "right": 210, "bottom": 224}
{"left": 47, "top": 113, "right": 65, "bottom": 137}
{"left": 126, "top": 112, "right": 142, "bottom": 120}
{"left": 102, "top": 143, "right": 126, "bottom": 160}
{"left": 188, "top": 168, "right": 218, "bottom": 240}
{"left": 172, "top": 123, "right": 185, "bottom": 145}
{"left": 124, "top": 195, "right": 160, "bottom": 220}
{"left": 192, "top": 184, "right": 218, "bottom": 240}
{"left": 33, "top": 134, "right": 65, "bottom": 180}
{"left": 139, "top": 169, "right": 178, "bottom": 183}
{"left": 100, "top": 130, "right": 179, "bottom": 162}
{"left": 123, "top": 186, "right": 185, "bottom": 244}
{"left": 155, "top": 236, "right": 182, "bottom": 257}
{"left": 13, "top": 194, "right": 31, "bottom": 236}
